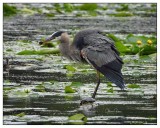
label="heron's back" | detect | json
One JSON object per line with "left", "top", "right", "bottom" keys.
{"left": 74, "top": 29, "right": 125, "bottom": 89}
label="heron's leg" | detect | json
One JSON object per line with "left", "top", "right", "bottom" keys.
{"left": 92, "top": 71, "right": 100, "bottom": 99}
{"left": 80, "top": 71, "right": 100, "bottom": 105}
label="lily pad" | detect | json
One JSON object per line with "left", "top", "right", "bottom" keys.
{"left": 63, "top": 3, "right": 73, "bottom": 12}
{"left": 41, "top": 42, "right": 55, "bottom": 47}
{"left": 24, "top": 89, "right": 31, "bottom": 93}
{"left": 107, "top": 82, "right": 113, "bottom": 88}
{"left": 79, "top": 4, "right": 98, "bottom": 11}
{"left": 68, "top": 113, "right": 87, "bottom": 125}
{"left": 65, "top": 86, "right": 76, "bottom": 93}
{"left": 16, "top": 112, "right": 25, "bottom": 117}
{"left": 35, "top": 84, "right": 46, "bottom": 92}
{"left": 148, "top": 53, "right": 156, "bottom": 61}
{"left": 10, "top": 90, "right": 30, "bottom": 97}
{"left": 127, "top": 84, "right": 141, "bottom": 88}
{"left": 66, "top": 72, "right": 74, "bottom": 77}
{"left": 107, "top": 34, "right": 120, "bottom": 42}
{"left": 70, "top": 82, "right": 83, "bottom": 86}
{"left": 107, "top": 34, "right": 131, "bottom": 54}
{"left": 3, "top": 3, "right": 17, "bottom": 17}
{"left": 125, "top": 34, "right": 156, "bottom": 45}
{"left": 139, "top": 44, "right": 156, "bottom": 56}
{"left": 116, "top": 4, "right": 129, "bottom": 11}
{"left": 109, "top": 12, "right": 133, "bottom": 17}
{"left": 107, "top": 87, "right": 114, "bottom": 93}
{"left": 64, "top": 65, "right": 76, "bottom": 72}
{"left": 129, "top": 44, "right": 140, "bottom": 55}
{"left": 115, "top": 41, "right": 130, "bottom": 54}
{"left": 21, "top": 8, "right": 36, "bottom": 14}
{"left": 65, "top": 95, "right": 74, "bottom": 100}
{"left": 46, "top": 13, "right": 55, "bottom": 17}
{"left": 17, "top": 49, "right": 60, "bottom": 55}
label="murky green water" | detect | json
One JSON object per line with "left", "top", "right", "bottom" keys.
{"left": 3, "top": 3, "right": 157, "bottom": 125}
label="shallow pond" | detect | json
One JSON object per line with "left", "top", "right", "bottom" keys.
{"left": 3, "top": 54, "right": 157, "bottom": 125}
{"left": 3, "top": 3, "right": 157, "bottom": 125}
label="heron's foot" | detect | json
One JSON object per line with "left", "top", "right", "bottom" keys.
{"left": 80, "top": 97, "right": 95, "bottom": 105}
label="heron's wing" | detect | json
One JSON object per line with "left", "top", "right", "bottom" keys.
{"left": 81, "top": 35, "right": 125, "bottom": 89}
{"left": 69, "top": 45, "right": 83, "bottom": 62}
{"left": 83, "top": 33, "right": 123, "bottom": 64}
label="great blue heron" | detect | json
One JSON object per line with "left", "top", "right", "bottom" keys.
{"left": 39, "top": 28, "right": 125, "bottom": 105}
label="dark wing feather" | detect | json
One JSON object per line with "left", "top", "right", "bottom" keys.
{"left": 81, "top": 34, "right": 125, "bottom": 89}
{"left": 69, "top": 45, "right": 83, "bottom": 62}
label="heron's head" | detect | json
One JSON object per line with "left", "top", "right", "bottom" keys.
{"left": 39, "top": 31, "right": 66, "bottom": 45}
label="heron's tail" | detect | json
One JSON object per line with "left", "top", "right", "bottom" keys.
{"left": 98, "top": 66, "right": 125, "bottom": 89}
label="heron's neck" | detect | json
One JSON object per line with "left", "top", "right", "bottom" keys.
{"left": 59, "top": 33, "right": 72, "bottom": 59}
{"left": 59, "top": 43, "right": 72, "bottom": 60}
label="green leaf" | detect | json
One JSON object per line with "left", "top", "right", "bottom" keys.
{"left": 79, "top": 4, "right": 98, "bottom": 11}
{"left": 139, "top": 55, "right": 151, "bottom": 61}
{"left": 107, "top": 34, "right": 120, "bottom": 42}
{"left": 65, "top": 86, "right": 76, "bottom": 93}
{"left": 109, "top": 12, "right": 133, "bottom": 17}
{"left": 16, "top": 112, "right": 25, "bottom": 117}
{"left": 88, "top": 11, "right": 97, "bottom": 16}
{"left": 70, "top": 82, "right": 83, "bottom": 86}
{"left": 3, "top": 87, "right": 14, "bottom": 91}
{"left": 115, "top": 41, "right": 130, "bottom": 53}
{"left": 68, "top": 113, "right": 87, "bottom": 125}
{"left": 21, "top": 8, "right": 36, "bottom": 14}
{"left": 139, "top": 45, "right": 156, "bottom": 56}
{"left": 4, "top": 80, "right": 10, "bottom": 83}
{"left": 46, "top": 13, "right": 55, "bottom": 17}
{"left": 35, "top": 84, "right": 46, "bottom": 92}
{"left": 107, "top": 82, "right": 113, "bottom": 88}
{"left": 6, "top": 48, "right": 12, "bottom": 52}
{"left": 107, "top": 87, "right": 114, "bottom": 93}
{"left": 130, "top": 44, "right": 140, "bottom": 54}
{"left": 66, "top": 72, "right": 74, "bottom": 77}
{"left": 63, "top": 3, "right": 73, "bottom": 12}
{"left": 3, "top": 4, "right": 17, "bottom": 17}
{"left": 127, "top": 84, "right": 140, "bottom": 88}
{"left": 125, "top": 34, "right": 157, "bottom": 45}
{"left": 65, "top": 95, "right": 74, "bottom": 100}
{"left": 14, "top": 90, "right": 29, "bottom": 97}
{"left": 126, "top": 34, "right": 143, "bottom": 43}
{"left": 116, "top": 4, "right": 129, "bottom": 11}
{"left": 148, "top": 53, "right": 156, "bottom": 61}
{"left": 24, "top": 89, "right": 31, "bottom": 93}
{"left": 64, "top": 65, "right": 76, "bottom": 72}
{"left": 17, "top": 49, "right": 60, "bottom": 55}
{"left": 41, "top": 42, "right": 55, "bottom": 47}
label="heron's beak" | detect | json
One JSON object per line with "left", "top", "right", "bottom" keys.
{"left": 39, "top": 35, "right": 56, "bottom": 46}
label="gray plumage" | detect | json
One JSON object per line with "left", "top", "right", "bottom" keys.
{"left": 79, "top": 32, "right": 124, "bottom": 89}
{"left": 40, "top": 28, "right": 125, "bottom": 90}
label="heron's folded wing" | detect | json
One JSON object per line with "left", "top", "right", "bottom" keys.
{"left": 69, "top": 45, "right": 83, "bottom": 62}
{"left": 83, "top": 34, "right": 123, "bottom": 63}
{"left": 81, "top": 45, "right": 125, "bottom": 89}
{"left": 81, "top": 44, "right": 122, "bottom": 69}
